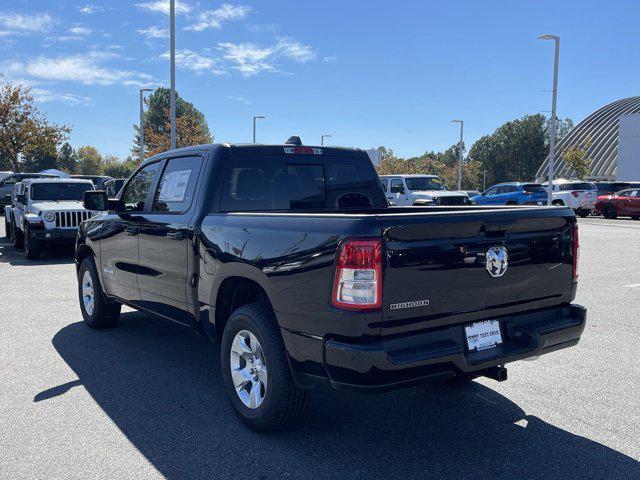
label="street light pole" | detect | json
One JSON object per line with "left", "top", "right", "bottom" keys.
{"left": 539, "top": 34, "right": 560, "bottom": 206}
{"left": 139, "top": 88, "right": 153, "bottom": 162}
{"left": 253, "top": 115, "right": 266, "bottom": 143}
{"left": 321, "top": 134, "right": 332, "bottom": 146}
{"left": 169, "top": 0, "right": 176, "bottom": 150}
{"left": 451, "top": 120, "right": 464, "bottom": 190}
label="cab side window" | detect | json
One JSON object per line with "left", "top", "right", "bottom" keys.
{"left": 1, "top": 176, "right": 18, "bottom": 186}
{"left": 390, "top": 179, "right": 404, "bottom": 193}
{"left": 121, "top": 162, "right": 161, "bottom": 212}
{"left": 484, "top": 186, "right": 499, "bottom": 196}
{"left": 152, "top": 156, "right": 202, "bottom": 213}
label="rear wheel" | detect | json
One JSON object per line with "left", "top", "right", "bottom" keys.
{"left": 23, "top": 227, "right": 41, "bottom": 260}
{"left": 602, "top": 204, "right": 617, "bottom": 219}
{"left": 78, "top": 257, "right": 121, "bottom": 328}
{"left": 505, "top": 201, "right": 516, "bottom": 205}
{"left": 552, "top": 200, "right": 564, "bottom": 206}
{"left": 4, "top": 217, "right": 10, "bottom": 239}
{"left": 221, "top": 303, "right": 309, "bottom": 432}
{"left": 10, "top": 218, "right": 23, "bottom": 249}
{"left": 576, "top": 209, "right": 590, "bottom": 218}
{"left": 632, "top": 216, "right": 639, "bottom": 221}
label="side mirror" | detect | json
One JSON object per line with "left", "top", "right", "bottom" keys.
{"left": 83, "top": 190, "right": 108, "bottom": 211}
{"left": 16, "top": 194, "right": 25, "bottom": 204}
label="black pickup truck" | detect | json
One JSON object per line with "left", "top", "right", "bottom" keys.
{"left": 77, "top": 140, "right": 586, "bottom": 431}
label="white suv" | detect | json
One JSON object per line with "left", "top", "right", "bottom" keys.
{"left": 6, "top": 178, "right": 96, "bottom": 259}
{"left": 379, "top": 174, "right": 470, "bottom": 206}
{"left": 544, "top": 179, "right": 598, "bottom": 217}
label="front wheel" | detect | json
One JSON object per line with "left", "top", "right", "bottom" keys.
{"left": 221, "top": 304, "right": 309, "bottom": 432}
{"left": 576, "top": 209, "right": 591, "bottom": 218}
{"left": 78, "top": 258, "right": 121, "bottom": 329}
{"left": 23, "top": 228, "right": 41, "bottom": 260}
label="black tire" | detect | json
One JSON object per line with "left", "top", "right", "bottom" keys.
{"left": 552, "top": 200, "right": 564, "bottom": 206}
{"left": 632, "top": 216, "right": 639, "bottom": 221}
{"left": 4, "top": 218, "right": 10, "bottom": 239}
{"left": 505, "top": 201, "right": 517, "bottom": 205}
{"left": 602, "top": 204, "right": 617, "bottom": 219}
{"left": 23, "top": 227, "right": 42, "bottom": 260}
{"left": 78, "top": 257, "right": 121, "bottom": 329}
{"left": 576, "top": 209, "right": 590, "bottom": 218}
{"left": 10, "top": 218, "right": 23, "bottom": 249}
{"left": 221, "top": 303, "right": 309, "bottom": 432}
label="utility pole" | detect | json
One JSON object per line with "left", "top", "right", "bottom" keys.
{"left": 451, "top": 120, "right": 464, "bottom": 190}
{"left": 169, "top": 0, "right": 176, "bottom": 150}
{"left": 539, "top": 34, "right": 560, "bottom": 205}
{"left": 139, "top": 88, "right": 153, "bottom": 162}
{"left": 253, "top": 115, "right": 266, "bottom": 143}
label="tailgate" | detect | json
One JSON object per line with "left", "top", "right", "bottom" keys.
{"left": 379, "top": 208, "right": 576, "bottom": 336}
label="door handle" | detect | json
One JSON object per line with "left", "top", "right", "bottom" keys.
{"left": 166, "top": 231, "right": 186, "bottom": 241}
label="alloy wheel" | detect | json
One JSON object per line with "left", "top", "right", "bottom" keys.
{"left": 229, "top": 330, "right": 268, "bottom": 409}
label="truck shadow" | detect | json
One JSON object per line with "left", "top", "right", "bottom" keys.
{"left": 0, "top": 236, "right": 74, "bottom": 265}
{"left": 46, "top": 313, "right": 639, "bottom": 480}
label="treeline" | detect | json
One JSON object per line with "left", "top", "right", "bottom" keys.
{"left": 376, "top": 115, "right": 574, "bottom": 190}
{"left": 0, "top": 77, "right": 212, "bottom": 178}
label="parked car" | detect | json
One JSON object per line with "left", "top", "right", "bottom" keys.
{"left": 6, "top": 178, "right": 96, "bottom": 259}
{"left": 542, "top": 180, "right": 597, "bottom": 217}
{"left": 103, "top": 178, "right": 125, "bottom": 198}
{"left": 595, "top": 188, "right": 640, "bottom": 219}
{"left": 471, "top": 183, "right": 548, "bottom": 206}
{"left": 76, "top": 141, "right": 585, "bottom": 431}
{"left": 593, "top": 181, "right": 640, "bottom": 196}
{"left": 379, "top": 174, "right": 470, "bottom": 205}
{"left": 71, "top": 175, "right": 114, "bottom": 190}
{"left": 0, "top": 173, "right": 58, "bottom": 210}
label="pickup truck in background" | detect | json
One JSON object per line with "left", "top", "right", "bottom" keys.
{"left": 544, "top": 179, "right": 598, "bottom": 217}
{"left": 77, "top": 140, "right": 586, "bottom": 431}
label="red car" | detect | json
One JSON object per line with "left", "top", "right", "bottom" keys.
{"left": 595, "top": 188, "right": 640, "bottom": 219}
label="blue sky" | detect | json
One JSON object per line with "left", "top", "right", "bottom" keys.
{"left": 1, "top": 0, "right": 639, "bottom": 160}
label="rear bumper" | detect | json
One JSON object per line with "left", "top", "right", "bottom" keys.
{"left": 28, "top": 228, "right": 77, "bottom": 241}
{"left": 322, "top": 304, "right": 586, "bottom": 393}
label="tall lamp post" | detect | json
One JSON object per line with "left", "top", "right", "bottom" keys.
{"left": 169, "top": 0, "right": 176, "bottom": 150}
{"left": 451, "top": 120, "right": 464, "bottom": 190}
{"left": 321, "top": 134, "right": 332, "bottom": 146}
{"left": 139, "top": 88, "right": 153, "bottom": 162}
{"left": 253, "top": 115, "right": 266, "bottom": 143}
{"left": 539, "top": 34, "right": 560, "bottom": 206}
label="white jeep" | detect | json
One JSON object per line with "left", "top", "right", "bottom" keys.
{"left": 379, "top": 174, "right": 470, "bottom": 206}
{"left": 5, "top": 178, "right": 96, "bottom": 259}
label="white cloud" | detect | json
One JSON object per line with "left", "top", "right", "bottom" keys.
{"left": 0, "top": 13, "right": 55, "bottom": 34}
{"left": 323, "top": 56, "right": 337, "bottom": 64}
{"left": 69, "top": 25, "right": 92, "bottom": 36}
{"left": 226, "top": 95, "right": 251, "bottom": 105}
{"left": 161, "top": 49, "right": 225, "bottom": 75}
{"left": 186, "top": 4, "right": 251, "bottom": 31}
{"left": 78, "top": 5, "right": 105, "bottom": 15}
{"left": 217, "top": 38, "right": 316, "bottom": 76}
{"left": 137, "top": 26, "right": 169, "bottom": 39}
{"left": 8, "top": 52, "right": 153, "bottom": 87}
{"left": 135, "top": 1, "right": 192, "bottom": 15}
{"left": 31, "top": 88, "right": 92, "bottom": 105}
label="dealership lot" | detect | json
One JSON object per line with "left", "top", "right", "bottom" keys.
{"left": 0, "top": 219, "right": 638, "bottom": 479}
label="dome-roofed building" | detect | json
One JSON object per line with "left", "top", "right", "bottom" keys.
{"left": 536, "top": 96, "right": 640, "bottom": 181}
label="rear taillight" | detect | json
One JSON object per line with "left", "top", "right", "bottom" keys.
{"left": 571, "top": 191, "right": 580, "bottom": 197}
{"left": 572, "top": 223, "right": 579, "bottom": 280}
{"left": 333, "top": 239, "right": 382, "bottom": 310}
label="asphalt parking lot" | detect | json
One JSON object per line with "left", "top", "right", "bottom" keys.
{"left": 0, "top": 218, "right": 639, "bottom": 480}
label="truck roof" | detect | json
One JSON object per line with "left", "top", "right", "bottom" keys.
{"left": 21, "top": 178, "right": 94, "bottom": 186}
{"left": 143, "top": 143, "right": 366, "bottom": 165}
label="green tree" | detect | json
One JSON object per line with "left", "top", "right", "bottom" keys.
{"left": 57, "top": 143, "right": 78, "bottom": 173}
{"left": 103, "top": 155, "right": 137, "bottom": 178}
{"left": 563, "top": 136, "right": 592, "bottom": 180}
{"left": 133, "top": 87, "right": 212, "bottom": 159}
{"left": 76, "top": 146, "right": 103, "bottom": 175}
{"left": 468, "top": 114, "right": 548, "bottom": 185}
{"left": 0, "top": 78, "right": 70, "bottom": 172}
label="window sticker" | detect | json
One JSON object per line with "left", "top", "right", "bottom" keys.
{"left": 158, "top": 169, "right": 192, "bottom": 202}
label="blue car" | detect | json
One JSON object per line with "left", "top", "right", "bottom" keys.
{"left": 472, "top": 182, "right": 548, "bottom": 206}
